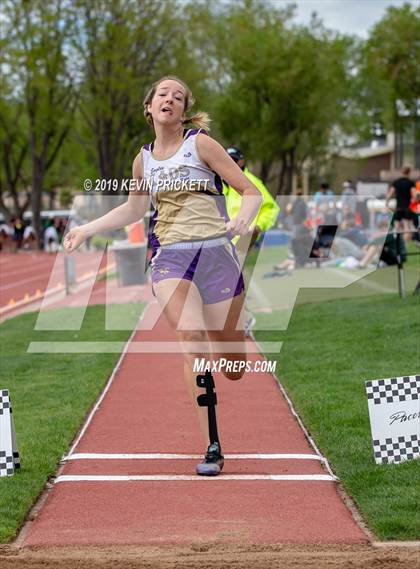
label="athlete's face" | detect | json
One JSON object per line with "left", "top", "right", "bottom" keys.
{"left": 148, "top": 80, "right": 186, "bottom": 126}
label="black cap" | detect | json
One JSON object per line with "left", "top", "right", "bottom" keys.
{"left": 226, "top": 147, "right": 244, "bottom": 162}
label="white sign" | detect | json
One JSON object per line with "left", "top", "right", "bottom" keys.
{"left": 366, "top": 375, "right": 419, "bottom": 464}
{"left": 0, "top": 389, "right": 20, "bottom": 477}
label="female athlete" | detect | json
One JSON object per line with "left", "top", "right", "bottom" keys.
{"left": 64, "top": 76, "right": 262, "bottom": 475}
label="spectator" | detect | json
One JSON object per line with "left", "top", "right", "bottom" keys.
{"left": 331, "top": 236, "right": 365, "bottom": 261}
{"left": 340, "top": 212, "right": 368, "bottom": 248}
{"left": 291, "top": 225, "right": 317, "bottom": 268}
{"left": 0, "top": 223, "right": 13, "bottom": 252}
{"left": 355, "top": 194, "right": 370, "bottom": 229}
{"left": 55, "top": 217, "right": 66, "bottom": 241}
{"left": 274, "top": 224, "right": 318, "bottom": 270}
{"left": 287, "top": 188, "right": 308, "bottom": 236}
{"left": 11, "top": 216, "right": 25, "bottom": 251}
{"left": 341, "top": 179, "right": 357, "bottom": 214}
{"left": 314, "top": 182, "right": 338, "bottom": 228}
{"left": 43, "top": 219, "right": 59, "bottom": 252}
{"left": 386, "top": 165, "right": 418, "bottom": 241}
{"left": 314, "top": 182, "right": 334, "bottom": 210}
{"left": 223, "top": 147, "right": 279, "bottom": 252}
{"left": 23, "top": 224, "right": 37, "bottom": 250}
{"left": 323, "top": 202, "right": 338, "bottom": 226}
{"left": 358, "top": 219, "right": 406, "bottom": 268}
{"left": 409, "top": 179, "right": 420, "bottom": 244}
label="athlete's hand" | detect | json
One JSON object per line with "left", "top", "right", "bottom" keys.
{"left": 226, "top": 215, "right": 251, "bottom": 236}
{"left": 63, "top": 226, "right": 89, "bottom": 253}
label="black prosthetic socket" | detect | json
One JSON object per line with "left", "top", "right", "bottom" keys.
{"left": 196, "top": 371, "right": 220, "bottom": 446}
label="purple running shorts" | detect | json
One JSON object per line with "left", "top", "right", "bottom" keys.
{"left": 150, "top": 237, "right": 245, "bottom": 304}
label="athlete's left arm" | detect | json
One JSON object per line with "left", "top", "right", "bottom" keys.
{"left": 196, "top": 134, "right": 262, "bottom": 236}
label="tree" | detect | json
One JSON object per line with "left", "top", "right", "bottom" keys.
{"left": 0, "top": 8, "right": 30, "bottom": 220}
{"left": 0, "top": 92, "right": 30, "bottom": 220}
{"left": 72, "top": 0, "right": 202, "bottom": 186}
{"left": 365, "top": 3, "right": 420, "bottom": 114}
{"left": 2, "top": 0, "right": 78, "bottom": 242}
{"left": 363, "top": 3, "right": 420, "bottom": 167}
{"left": 196, "top": 0, "right": 353, "bottom": 193}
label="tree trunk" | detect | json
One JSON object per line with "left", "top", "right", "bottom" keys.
{"left": 49, "top": 189, "right": 56, "bottom": 210}
{"left": 259, "top": 159, "right": 272, "bottom": 185}
{"left": 31, "top": 161, "right": 44, "bottom": 249}
{"left": 277, "top": 155, "right": 287, "bottom": 196}
{"left": 285, "top": 148, "right": 295, "bottom": 195}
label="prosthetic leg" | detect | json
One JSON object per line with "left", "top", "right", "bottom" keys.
{"left": 196, "top": 370, "right": 220, "bottom": 445}
{"left": 196, "top": 371, "right": 224, "bottom": 475}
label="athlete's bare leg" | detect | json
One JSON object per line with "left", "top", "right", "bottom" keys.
{"left": 153, "top": 278, "right": 211, "bottom": 444}
{"left": 153, "top": 280, "right": 247, "bottom": 443}
{"left": 203, "top": 292, "right": 247, "bottom": 381}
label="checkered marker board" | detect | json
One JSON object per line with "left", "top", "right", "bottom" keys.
{"left": 0, "top": 390, "right": 20, "bottom": 477}
{"left": 365, "top": 375, "right": 419, "bottom": 465}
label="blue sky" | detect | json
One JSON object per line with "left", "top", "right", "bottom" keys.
{"left": 274, "top": 0, "right": 419, "bottom": 37}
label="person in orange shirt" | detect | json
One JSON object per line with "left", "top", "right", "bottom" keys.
{"left": 409, "top": 180, "right": 420, "bottom": 244}
{"left": 411, "top": 180, "right": 420, "bottom": 214}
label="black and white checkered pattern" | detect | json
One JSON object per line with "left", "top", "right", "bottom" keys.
{"left": 366, "top": 375, "right": 419, "bottom": 405}
{"left": 1, "top": 389, "right": 20, "bottom": 476}
{"left": 0, "top": 389, "right": 12, "bottom": 415}
{"left": 0, "top": 451, "right": 14, "bottom": 476}
{"left": 373, "top": 434, "right": 419, "bottom": 464}
{"left": 13, "top": 451, "right": 21, "bottom": 469}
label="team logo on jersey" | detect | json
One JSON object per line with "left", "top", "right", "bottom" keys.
{"left": 183, "top": 152, "right": 192, "bottom": 158}
{"left": 150, "top": 166, "right": 164, "bottom": 177}
{"left": 157, "top": 165, "right": 190, "bottom": 181}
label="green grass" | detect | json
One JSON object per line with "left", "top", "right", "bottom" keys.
{"left": 1, "top": 240, "right": 419, "bottom": 544}
{"left": 242, "top": 241, "right": 419, "bottom": 309}
{"left": 0, "top": 302, "right": 143, "bottom": 543}
{"left": 254, "top": 294, "right": 420, "bottom": 540}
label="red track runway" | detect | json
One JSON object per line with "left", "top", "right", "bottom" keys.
{"left": 19, "top": 301, "right": 369, "bottom": 547}
{"left": 0, "top": 251, "right": 111, "bottom": 310}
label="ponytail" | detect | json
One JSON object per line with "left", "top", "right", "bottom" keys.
{"left": 182, "top": 111, "right": 211, "bottom": 131}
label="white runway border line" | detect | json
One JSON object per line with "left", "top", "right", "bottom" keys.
{"left": 55, "top": 474, "right": 337, "bottom": 483}
{"left": 28, "top": 340, "right": 283, "bottom": 353}
{"left": 64, "top": 452, "right": 328, "bottom": 461}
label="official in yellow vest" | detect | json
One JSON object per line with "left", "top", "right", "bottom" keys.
{"left": 223, "top": 147, "right": 279, "bottom": 251}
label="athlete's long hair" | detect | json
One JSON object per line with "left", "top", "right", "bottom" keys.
{"left": 143, "top": 75, "right": 211, "bottom": 131}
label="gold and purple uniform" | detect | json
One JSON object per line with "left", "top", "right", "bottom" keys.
{"left": 142, "top": 128, "right": 244, "bottom": 303}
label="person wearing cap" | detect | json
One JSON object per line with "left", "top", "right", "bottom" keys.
{"left": 314, "top": 182, "right": 334, "bottom": 209}
{"left": 223, "top": 148, "right": 279, "bottom": 336}
{"left": 314, "top": 181, "right": 337, "bottom": 228}
{"left": 223, "top": 147, "right": 280, "bottom": 252}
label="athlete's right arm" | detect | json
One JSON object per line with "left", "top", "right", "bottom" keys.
{"left": 64, "top": 151, "right": 150, "bottom": 252}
